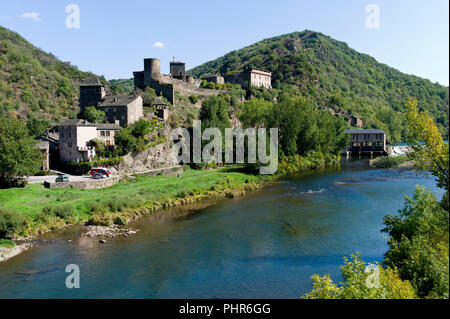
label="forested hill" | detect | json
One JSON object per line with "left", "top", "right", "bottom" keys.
{"left": 0, "top": 26, "right": 105, "bottom": 123}
{"left": 189, "top": 30, "right": 449, "bottom": 141}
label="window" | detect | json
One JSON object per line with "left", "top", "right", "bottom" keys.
{"left": 68, "top": 142, "right": 72, "bottom": 148}
{"left": 106, "top": 131, "right": 110, "bottom": 137}
{"left": 101, "top": 131, "right": 106, "bottom": 137}
{"left": 68, "top": 132, "right": 71, "bottom": 138}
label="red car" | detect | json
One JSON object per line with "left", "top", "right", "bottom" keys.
{"left": 89, "top": 168, "right": 112, "bottom": 177}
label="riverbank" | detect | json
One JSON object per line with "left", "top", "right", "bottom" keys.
{"left": 0, "top": 166, "right": 264, "bottom": 248}
{"left": 0, "top": 153, "right": 340, "bottom": 262}
{"left": 0, "top": 243, "right": 33, "bottom": 262}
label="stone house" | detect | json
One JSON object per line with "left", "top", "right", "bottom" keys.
{"left": 153, "top": 100, "right": 169, "bottom": 121}
{"left": 59, "top": 119, "right": 97, "bottom": 163}
{"left": 79, "top": 79, "right": 144, "bottom": 128}
{"left": 96, "top": 123, "right": 122, "bottom": 147}
{"left": 224, "top": 67, "right": 272, "bottom": 90}
{"left": 36, "top": 132, "right": 59, "bottom": 171}
{"left": 79, "top": 78, "right": 106, "bottom": 114}
{"left": 98, "top": 95, "right": 144, "bottom": 128}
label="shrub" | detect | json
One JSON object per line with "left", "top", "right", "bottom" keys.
{"left": 0, "top": 238, "right": 16, "bottom": 247}
{"left": 113, "top": 216, "right": 127, "bottom": 226}
{"left": 88, "top": 212, "right": 113, "bottom": 226}
{"left": 189, "top": 95, "right": 198, "bottom": 104}
{"left": 43, "top": 205, "right": 75, "bottom": 219}
{"left": 0, "top": 208, "right": 23, "bottom": 239}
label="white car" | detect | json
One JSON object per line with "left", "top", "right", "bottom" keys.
{"left": 92, "top": 173, "right": 107, "bottom": 179}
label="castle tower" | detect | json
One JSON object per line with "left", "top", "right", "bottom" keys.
{"left": 144, "top": 58, "right": 161, "bottom": 86}
{"left": 79, "top": 79, "right": 105, "bottom": 113}
{"left": 170, "top": 61, "right": 186, "bottom": 81}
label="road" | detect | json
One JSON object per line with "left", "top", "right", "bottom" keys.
{"left": 26, "top": 174, "right": 93, "bottom": 184}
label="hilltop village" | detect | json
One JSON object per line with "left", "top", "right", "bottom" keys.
{"left": 36, "top": 58, "right": 275, "bottom": 172}
{"left": 35, "top": 56, "right": 385, "bottom": 175}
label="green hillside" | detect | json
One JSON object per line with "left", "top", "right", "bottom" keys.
{"left": 189, "top": 31, "right": 449, "bottom": 141}
{"left": 0, "top": 26, "right": 104, "bottom": 123}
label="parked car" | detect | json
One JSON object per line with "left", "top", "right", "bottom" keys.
{"left": 89, "top": 168, "right": 112, "bottom": 177}
{"left": 92, "top": 173, "right": 107, "bottom": 179}
{"left": 55, "top": 175, "right": 69, "bottom": 183}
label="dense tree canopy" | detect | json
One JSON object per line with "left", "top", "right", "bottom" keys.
{"left": 189, "top": 31, "right": 449, "bottom": 142}
{"left": 0, "top": 117, "right": 42, "bottom": 185}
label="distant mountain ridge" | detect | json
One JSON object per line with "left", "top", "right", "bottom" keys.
{"left": 0, "top": 25, "right": 105, "bottom": 123}
{"left": 188, "top": 30, "right": 449, "bottom": 140}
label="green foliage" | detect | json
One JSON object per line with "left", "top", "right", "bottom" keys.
{"left": 371, "top": 155, "right": 408, "bottom": 168}
{"left": 303, "top": 253, "right": 417, "bottom": 299}
{"left": 89, "top": 138, "right": 108, "bottom": 158}
{"left": 0, "top": 238, "right": 16, "bottom": 247}
{"left": 0, "top": 26, "right": 100, "bottom": 123}
{"left": 114, "top": 119, "right": 164, "bottom": 156}
{"left": 83, "top": 106, "right": 106, "bottom": 124}
{"left": 0, "top": 208, "right": 23, "bottom": 239}
{"left": 199, "top": 96, "right": 231, "bottom": 132}
{"left": 26, "top": 118, "right": 50, "bottom": 137}
{"left": 137, "top": 87, "right": 157, "bottom": 106}
{"left": 190, "top": 30, "right": 449, "bottom": 142}
{"left": 43, "top": 205, "right": 75, "bottom": 219}
{"left": 239, "top": 96, "right": 348, "bottom": 157}
{"left": 109, "top": 79, "right": 134, "bottom": 95}
{"left": 383, "top": 186, "right": 449, "bottom": 298}
{"left": 405, "top": 98, "right": 449, "bottom": 192}
{"left": 114, "top": 130, "right": 137, "bottom": 156}
{"left": 189, "top": 95, "right": 198, "bottom": 104}
{"left": 0, "top": 117, "right": 42, "bottom": 185}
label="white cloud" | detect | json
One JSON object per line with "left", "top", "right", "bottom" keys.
{"left": 18, "top": 12, "right": 41, "bottom": 22}
{"left": 153, "top": 41, "right": 165, "bottom": 49}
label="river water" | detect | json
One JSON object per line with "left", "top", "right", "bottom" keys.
{"left": 0, "top": 159, "right": 443, "bottom": 298}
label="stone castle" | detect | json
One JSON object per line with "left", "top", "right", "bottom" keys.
{"left": 133, "top": 58, "right": 272, "bottom": 104}
{"left": 133, "top": 58, "right": 220, "bottom": 105}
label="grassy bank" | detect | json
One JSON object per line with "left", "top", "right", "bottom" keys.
{"left": 370, "top": 155, "right": 409, "bottom": 168}
{"left": 0, "top": 167, "right": 263, "bottom": 238}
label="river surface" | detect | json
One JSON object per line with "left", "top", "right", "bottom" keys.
{"left": 0, "top": 160, "right": 443, "bottom": 298}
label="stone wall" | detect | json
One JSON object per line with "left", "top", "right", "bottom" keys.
{"left": 115, "top": 140, "right": 179, "bottom": 174}
{"left": 45, "top": 176, "right": 122, "bottom": 190}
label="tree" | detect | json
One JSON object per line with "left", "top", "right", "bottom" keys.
{"left": 303, "top": 254, "right": 417, "bottom": 299}
{"left": 381, "top": 99, "right": 449, "bottom": 298}
{"left": 405, "top": 98, "right": 449, "bottom": 193}
{"left": 114, "top": 129, "right": 136, "bottom": 156}
{"left": 383, "top": 187, "right": 449, "bottom": 298}
{"left": 83, "top": 106, "right": 106, "bottom": 124}
{"left": 131, "top": 120, "right": 151, "bottom": 138}
{"left": 199, "top": 96, "right": 231, "bottom": 132}
{"left": 0, "top": 117, "right": 42, "bottom": 185}
{"left": 26, "top": 118, "right": 50, "bottom": 137}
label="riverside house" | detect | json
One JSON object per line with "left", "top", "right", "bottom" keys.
{"left": 345, "top": 129, "right": 387, "bottom": 156}
{"left": 58, "top": 120, "right": 122, "bottom": 163}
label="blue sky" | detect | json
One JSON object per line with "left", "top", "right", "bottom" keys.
{"left": 0, "top": 0, "right": 448, "bottom": 85}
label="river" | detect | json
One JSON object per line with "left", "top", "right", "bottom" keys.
{"left": 0, "top": 159, "right": 443, "bottom": 298}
